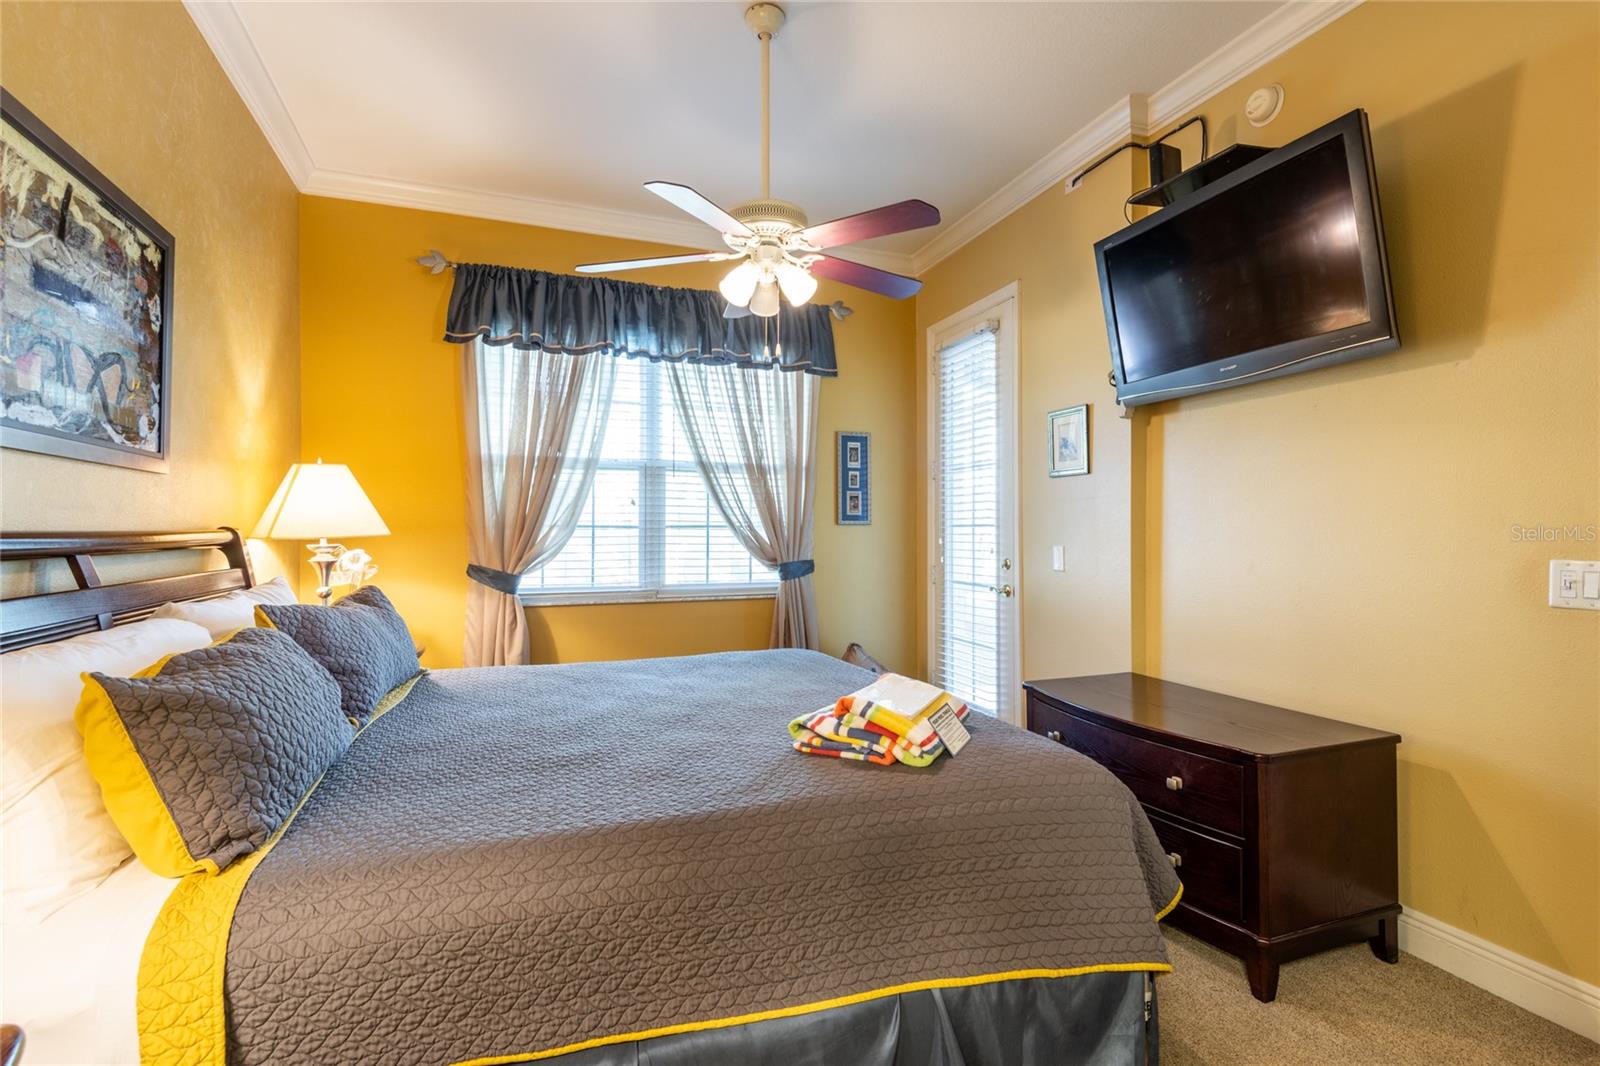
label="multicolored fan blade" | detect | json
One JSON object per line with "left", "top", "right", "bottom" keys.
{"left": 808, "top": 255, "right": 923, "bottom": 299}
{"left": 798, "top": 199, "right": 940, "bottom": 249}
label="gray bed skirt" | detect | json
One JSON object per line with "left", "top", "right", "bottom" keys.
{"left": 548, "top": 972, "right": 1158, "bottom": 1066}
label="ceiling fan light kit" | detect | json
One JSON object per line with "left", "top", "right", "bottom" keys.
{"left": 575, "top": 3, "right": 940, "bottom": 316}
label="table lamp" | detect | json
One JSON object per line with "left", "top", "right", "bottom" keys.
{"left": 253, "top": 460, "right": 389, "bottom": 605}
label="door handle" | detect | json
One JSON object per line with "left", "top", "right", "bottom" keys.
{"left": 987, "top": 584, "right": 1014, "bottom": 598}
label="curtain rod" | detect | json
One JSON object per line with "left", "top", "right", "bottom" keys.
{"left": 415, "top": 250, "right": 854, "bottom": 320}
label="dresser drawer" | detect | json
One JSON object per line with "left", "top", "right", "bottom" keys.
{"left": 1029, "top": 698, "right": 1245, "bottom": 836}
{"left": 1146, "top": 809, "right": 1244, "bottom": 925}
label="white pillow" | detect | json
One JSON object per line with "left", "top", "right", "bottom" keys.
{"left": 150, "top": 576, "right": 297, "bottom": 640}
{"left": 0, "top": 618, "right": 211, "bottom": 925}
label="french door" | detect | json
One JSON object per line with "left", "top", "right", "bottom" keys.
{"left": 927, "top": 286, "right": 1020, "bottom": 723}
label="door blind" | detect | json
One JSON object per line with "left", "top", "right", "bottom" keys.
{"left": 935, "top": 323, "right": 1004, "bottom": 716}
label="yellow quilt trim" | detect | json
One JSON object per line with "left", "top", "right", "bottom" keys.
{"left": 138, "top": 835, "right": 275, "bottom": 1065}
{"left": 1155, "top": 881, "right": 1184, "bottom": 922}
{"left": 458, "top": 883, "right": 1186, "bottom": 1063}
{"left": 136, "top": 674, "right": 420, "bottom": 1065}
{"left": 454, "top": 959, "right": 1175, "bottom": 1066}
{"left": 369, "top": 672, "right": 423, "bottom": 724}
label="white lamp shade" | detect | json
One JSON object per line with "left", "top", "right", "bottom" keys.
{"left": 749, "top": 278, "right": 781, "bottom": 318}
{"left": 775, "top": 261, "right": 818, "bottom": 307}
{"left": 252, "top": 462, "right": 389, "bottom": 541}
{"left": 718, "top": 261, "right": 761, "bottom": 307}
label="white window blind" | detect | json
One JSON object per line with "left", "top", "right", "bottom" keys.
{"left": 520, "top": 357, "right": 778, "bottom": 603}
{"left": 935, "top": 323, "right": 1004, "bottom": 716}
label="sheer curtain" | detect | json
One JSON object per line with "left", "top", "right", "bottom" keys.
{"left": 462, "top": 340, "right": 615, "bottom": 666}
{"left": 665, "top": 363, "right": 820, "bottom": 650}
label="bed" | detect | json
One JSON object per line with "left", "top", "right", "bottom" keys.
{"left": 0, "top": 530, "right": 1180, "bottom": 1066}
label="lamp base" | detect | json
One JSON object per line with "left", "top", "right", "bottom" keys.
{"left": 306, "top": 539, "right": 345, "bottom": 606}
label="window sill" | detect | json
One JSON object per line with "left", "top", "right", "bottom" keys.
{"left": 519, "top": 587, "right": 778, "bottom": 608}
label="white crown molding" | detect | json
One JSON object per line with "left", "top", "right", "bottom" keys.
{"left": 190, "top": 0, "right": 1355, "bottom": 280}
{"left": 1147, "top": 0, "right": 1363, "bottom": 130}
{"left": 1399, "top": 909, "right": 1600, "bottom": 1043}
{"left": 301, "top": 168, "right": 913, "bottom": 274}
{"left": 908, "top": 95, "right": 1148, "bottom": 277}
{"left": 303, "top": 170, "right": 733, "bottom": 256}
{"left": 908, "top": 1, "right": 1363, "bottom": 276}
{"left": 183, "top": 0, "right": 313, "bottom": 188}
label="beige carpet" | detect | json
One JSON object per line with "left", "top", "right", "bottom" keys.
{"left": 1159, "top": 929, "right": 1600, "bottom": 1065}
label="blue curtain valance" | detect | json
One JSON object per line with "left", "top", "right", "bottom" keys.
{"left": 443, "top": 262, "right": 837, "bottom": 376}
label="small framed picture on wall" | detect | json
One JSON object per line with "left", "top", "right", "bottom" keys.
{"left": 1047, "top": 404, "right": 1090, "bottom": 477}
{"left": 836, "top": 431, "right": 871, "bottom": 525}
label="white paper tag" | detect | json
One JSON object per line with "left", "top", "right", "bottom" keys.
{"left": 927, "top": 702, "right": 971, "bottom": 756}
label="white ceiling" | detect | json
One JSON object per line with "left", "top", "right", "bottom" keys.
{"left": 194, "top": 1, "right": 1347, "bottom": 272}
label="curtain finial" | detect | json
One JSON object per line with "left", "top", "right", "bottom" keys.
{"left": 417, "top": 250, "right": 454, "bottom": 275}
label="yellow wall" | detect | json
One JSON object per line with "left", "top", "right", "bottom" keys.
{"left": 917, "top": 2, "right": 1599, "bottom": 983}
{"left": 916, "top": 131, "right": 1145, "bottom": 688}
{"left": 525, "top": 598, "right": 774, "bottom": 665}
{"left": 0, "top": 1, "right": 301, "bottom": 583}
{"left": 298, "top": 197, "right": 917, "bottom": 671}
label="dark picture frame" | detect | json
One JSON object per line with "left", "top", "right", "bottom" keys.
{"left": 1, "top": 89, "right": 174, "bottom": 472}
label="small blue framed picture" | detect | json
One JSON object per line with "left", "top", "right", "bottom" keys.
{"left": 836, "top": 431, "right": 870, "bottom": 525}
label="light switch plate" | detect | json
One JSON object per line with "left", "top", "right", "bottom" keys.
{"left": 1051, "top": 545, "right": 1065, "bottom": 572}
{"left": 1549, "top": 560, "right": 1600, "bottom": 610}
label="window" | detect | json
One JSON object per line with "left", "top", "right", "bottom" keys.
{"left": 520, "top": 357, "right": 778, "bottom": 604}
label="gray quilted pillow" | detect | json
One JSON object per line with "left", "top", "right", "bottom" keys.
{"left": 257, "top": 585, "right": 419, "bottom": 724}
{"left": 83, "top": 626, "right": 352, "bottom": 876}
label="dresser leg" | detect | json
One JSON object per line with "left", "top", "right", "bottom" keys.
{"left": 1369, "top": 916, "right": 1400, "bottom": 963}
{"left": 1244, "top": 950, "right": 1279, "bottom": 1002}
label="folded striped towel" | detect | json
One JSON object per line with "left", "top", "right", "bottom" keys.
{"left": 789, "top": 673, "right": 970, "bottom": 767}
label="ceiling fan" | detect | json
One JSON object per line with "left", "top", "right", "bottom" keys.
{"left": 575, "top": 3, "right": 940, "bottom": 318}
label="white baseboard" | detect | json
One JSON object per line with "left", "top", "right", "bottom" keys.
{"left": 1398, "top": 909, "right": 1600, "bottom": 1043}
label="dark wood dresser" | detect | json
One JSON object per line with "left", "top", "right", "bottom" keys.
{"left": 1024, "top": 672, "right": 1401, "bottom": 1001}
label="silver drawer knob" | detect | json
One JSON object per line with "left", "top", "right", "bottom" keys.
{"left": 1046, "top": 730, "right": 1063, "bottom": 742}
{"left": 1165, "top": 775, "right": 1184, "bottom": 792}
{"left": 1168, "top": 852, "right": 1183, "bottom": 868}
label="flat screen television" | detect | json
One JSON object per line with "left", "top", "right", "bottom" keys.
{"left": 1094, "top": 109, "right": 1397, "bottom": 407}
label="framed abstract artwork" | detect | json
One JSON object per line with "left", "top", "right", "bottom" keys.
{"left": 836, "top": 431, "right": 870, "bottom": 525}
{"left": 1047, "top": 404, "right": 1089, "bottom": 477}
{"left": 1, "top": 90, "right": 174, "bottom": 472}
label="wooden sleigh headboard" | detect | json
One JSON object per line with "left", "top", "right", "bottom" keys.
{"left": 0, "top": 529, "right": 255, "bottom": 654}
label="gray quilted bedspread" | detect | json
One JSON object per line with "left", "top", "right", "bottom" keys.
{"left": 222, "top": 650, "right": 1179, "bottom": 1065}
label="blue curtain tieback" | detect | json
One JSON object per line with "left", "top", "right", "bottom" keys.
{"left": 466, "top": 564, "right": 524, "bottom": 595}
{"left": 777, "top": 559, "right": 815, "bottom": 581}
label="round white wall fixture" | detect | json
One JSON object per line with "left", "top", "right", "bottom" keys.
{"left": 1246, "top": 83, "right": 1285, "bottom": 127}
